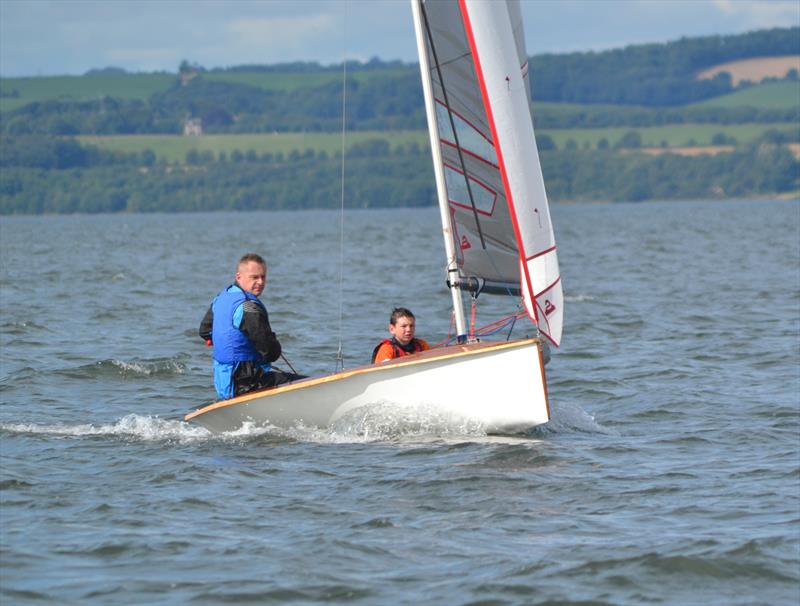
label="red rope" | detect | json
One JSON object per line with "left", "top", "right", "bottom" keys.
{"left": 469, "top": 298, "right": 477, "bottom": 338}
{"left": 432, "top": 311, "right": 526, "bottom": 348}
{"left": 475, "top": 311, "right": 526, "bottom": 335}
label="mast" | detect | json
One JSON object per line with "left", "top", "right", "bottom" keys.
{"left": 411, "top": 0, "right": 468, "bottom": 339}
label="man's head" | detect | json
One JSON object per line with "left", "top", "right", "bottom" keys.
{"left": 236, "top": 253, "right": 267, "bottom": 297}
{"left": 389, "top": 307, "right": 416, "bottom": 346}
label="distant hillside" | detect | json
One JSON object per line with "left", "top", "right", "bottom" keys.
{"left": 530, "top": 27, "right": 799, "bottom": 106}
{"left": 690, "top": 81, "right": 800, "bottom": 109}
{"left": 68, "top": 123, "right": 798, "bottom": 164}
{"left": 0, "top": 27, "right": 797, "bottom": 136}
{"left": 697, "top": 55, "right": 800, "bottom": 85}
{"left": 0, "top": 73, "right": 174, "bottom": 113}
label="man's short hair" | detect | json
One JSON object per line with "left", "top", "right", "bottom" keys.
{"left": 237, "top": 253, "right": 266, "bottom": 271}
{"left": 390, "top": 307, "right": 415, "bottom": 325}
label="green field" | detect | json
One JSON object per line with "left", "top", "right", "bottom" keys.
{"left": 531, "top": 101, "right": 643, "bottom": 114}
{"left": 76, "top": 131, "right": 431, "bottom": 162}
{"left": 76, "top": 122, "right": 798, "bottom": 162}
{"left": 3, "top": 67, "right": 796, "bottom": 117}
{"left": 0, "top": 73, "right": 175, "bottom": 112}
{"left": 0, "top": 67, "right": 416, "bottom": 113}
{"left": 204, "top": 67, "right": 416, "bottom": 92}
{"left": 689, "top": 80, "right": 800, "bottom": 109}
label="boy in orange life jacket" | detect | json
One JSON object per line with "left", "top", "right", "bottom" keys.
{"left": 371, "top": 307, "right": 431, "bottom": 364}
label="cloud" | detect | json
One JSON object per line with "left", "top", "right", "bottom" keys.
{"left": 222, "top": 14, "right": 340, "bottom": 61}
{"left": 104, "top": 48, "right": 184, "bottom": 73}
{"left": 1, "top": 0, "right": 797, "bottom": 77}
{"left": 712, "top": 0, "right": 800, "bottom": 28}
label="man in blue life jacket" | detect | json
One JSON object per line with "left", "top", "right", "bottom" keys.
{"left": 199, "top": 253, "right": 304, "bottom": 400}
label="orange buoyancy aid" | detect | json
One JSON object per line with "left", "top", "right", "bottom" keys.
{"left": 371, "top": 338, "right": 428, "bottom": 364}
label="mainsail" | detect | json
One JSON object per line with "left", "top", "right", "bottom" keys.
{"left": 412, "top": 0, "right": 563, "bottom": 345}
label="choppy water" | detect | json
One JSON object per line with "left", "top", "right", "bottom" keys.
{"left": 1, "top": 200, "right": 798, "bottom": 605}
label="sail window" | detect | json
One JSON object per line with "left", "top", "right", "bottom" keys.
{"left": 435, "top": 101, "right": 498, "bottom": 166}
{"left": 444, "top": 165, "right": 496, "bottom": 216}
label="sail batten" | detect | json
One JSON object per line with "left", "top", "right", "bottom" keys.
{"left": 414, "top": 0, "right": 563, "bottom": 346}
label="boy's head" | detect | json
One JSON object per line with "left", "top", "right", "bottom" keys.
{"left": 389, "top": 307, "right": 416, "bottom": 345}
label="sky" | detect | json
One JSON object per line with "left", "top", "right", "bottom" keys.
{"left": 1, "top": 0, "right": 798, "bottom": 77}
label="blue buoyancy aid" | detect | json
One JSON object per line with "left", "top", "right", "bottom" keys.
{"left": 211, "top": 285, "right": 265, "bottom": 364}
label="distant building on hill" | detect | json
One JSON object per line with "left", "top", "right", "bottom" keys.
{"left": 183, "top": 118, "right": 202, "bottom": 136}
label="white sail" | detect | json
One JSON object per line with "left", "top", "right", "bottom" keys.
{"left": 414, "top": 0, "right": 563, "bottom": 345}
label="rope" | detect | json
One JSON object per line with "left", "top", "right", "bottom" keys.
{"left": 335, "top": 0, "right": 348, "bottom": 373}
{"left": 469, "top": 296, "right": 477, "bottom": 339}
{"left": 506, "top": 303, "right": 522, "bottom": 341}
{"left": 432, "top": 311, "right": 525, "bottom": 348}
{"left": 280, "top": 353, "right": 299, "bottom": 375}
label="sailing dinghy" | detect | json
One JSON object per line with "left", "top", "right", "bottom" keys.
{"left": 185, "top": 0, "right": 563, "bottom": 434}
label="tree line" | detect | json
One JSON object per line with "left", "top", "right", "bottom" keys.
{"left": 3, "top": 79, "right": 797, "bottom": 137}
{"left": 2, "top": 135, "right": 796, "bottom": 214}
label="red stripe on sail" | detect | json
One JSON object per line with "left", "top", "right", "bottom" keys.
{"left": 440, "top": 140, "right": 500, "bottom": 170}
{"left": 458, "top": 0, "right": 538, "bottom": 325}
{"left": 535, "top": 275, "right": 561, "bottom": 297}
{"left": 526, "top": 245, "right": 557, "bottom": 262}
{"left": 433, "top": 98, "right": 494, "bottom": 146}
{"left": 442, "top": 161, "right": 498, "bottom": 216}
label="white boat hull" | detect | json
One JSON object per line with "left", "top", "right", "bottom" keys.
{"left": 185, "top": 338, "right": 550, "bottom": 434}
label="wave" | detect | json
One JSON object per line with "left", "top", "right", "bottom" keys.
{"left": 327, "top": 402, "right": 490, "bottom": 441}
{"left": 258, "top": 399, "right": 607, "bottom": 443}
{"left": 0, "top": 414, "right": 211, "bottom": 444}
{"left": 564, "top": 293, "right": 596, "bottom": 303}
{"left": 0, "top": 409, "right": 508, "bottom": 446}
{"left": 0, "top": 397, "right": 608, "bottom": 446}
{"left": 544, "top": 400, "right": 615, "bottom": 435}
{"left": 0, "top": 412, "right": 481, "bottom": 446}
{"left": 54, "top": 357, "right": 188, "bottom": 379}
{"left": 301, "top": 398, "right": 610, "bottom": 443}
{"left": 0, "top": 320, "right": 54, "bottom": 336}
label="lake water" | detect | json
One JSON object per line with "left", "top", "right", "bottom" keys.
{"left": 1, "top": 200, "right": 798, "bottom": 605}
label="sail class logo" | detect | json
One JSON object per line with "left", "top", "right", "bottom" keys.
{"left": 544, "top": 300, "right": 556, "bottom": 316}
{"left": 460, "top": 235, "right": 471, "bottom": 250}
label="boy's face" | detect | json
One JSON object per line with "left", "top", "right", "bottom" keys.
{"left": 389, "top": 315, "right": 416, "bottom": 345}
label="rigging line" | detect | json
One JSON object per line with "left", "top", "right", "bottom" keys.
{"left": 436, "top": 52, "right": 472, "bottom": 69}
{"left": 335, "top": 0, "right": 348, "bottom": 372}
{"left": 505, "top": 310, "right": 519, "bottom": 341}
{"left": 280, "top": 353, "right": 299, "bottom": 375}
{"left": 420, "top": 2, "right": 486, "bottom": 250}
